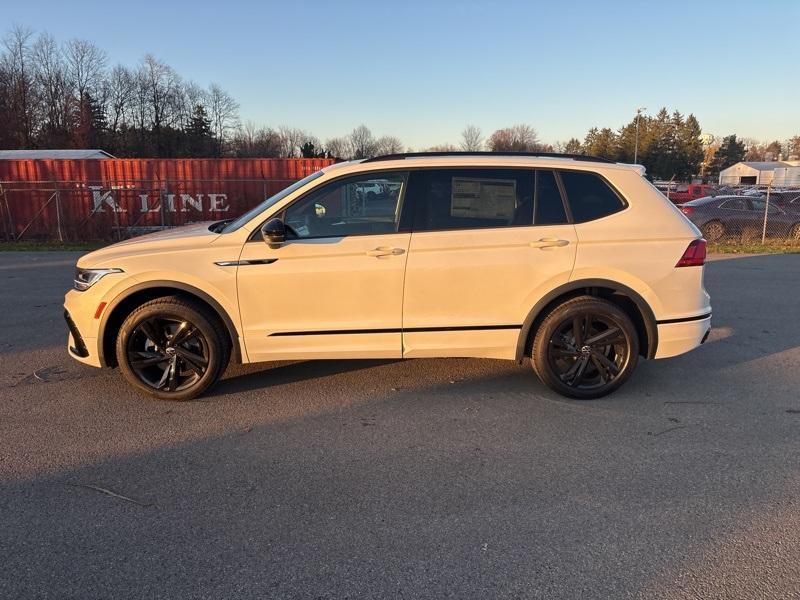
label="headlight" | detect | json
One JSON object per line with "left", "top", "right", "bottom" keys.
{"left": 74, "top": 267, "right": 123, "bottom": 291}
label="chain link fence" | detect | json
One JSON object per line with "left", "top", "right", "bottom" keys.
{"left": 0, "top": 179, "right": 297, "bottom": 242}
{"left": 668, "top": 183, "right": 800, "bottom": 246}
{"left": 2, "top": 177, "right": 799, "bottom": 246}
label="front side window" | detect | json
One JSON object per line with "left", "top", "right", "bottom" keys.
{"left": 719, "top": 198, "right": 747, "bottom": 210}
{"left": 407, "top": 169, "right": 534, "bottom": 231}
{"left": 560, "top": 171, "right": 625, "bottom": 223}
{"left": 283, "top": 172, "right": 407, "bottom": 238}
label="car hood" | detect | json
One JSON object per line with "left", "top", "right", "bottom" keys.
{"left": 78, "top": 222, "right": 220, "bottom": 268}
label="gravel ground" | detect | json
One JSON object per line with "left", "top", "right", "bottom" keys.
{"left": 0, "top": 251, "right": 798, "bottom": 599}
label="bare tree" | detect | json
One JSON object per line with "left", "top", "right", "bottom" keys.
{"left": 425, "top": 143, "right": 458, "bottom": 152}
{"left": 487, "top": 124, "right": 541, "bottom": 152}
{"left": 460, "top": 125, "right": 483, "bottom": 151}
{"left": 139, "top": 54, "right": 182, "bottom": 152}
{"left": 324, "top": 136, "right": 348, "bottom": 159}
{"left": 375, "top": 135, "right": 403, "bottom": 156}
{"left": 64, "top": 38, "right": 106, "bottom": 100}
{"left": 230, "top": 122, "right": 282, "bottom": 157}
{"left": 32, "top": 32, "right": 69, "bottom": 139}
{"left": 105, "top": 64, "right": 135, "bottom": 132}
{"left": 348, "top": 124, "right": 377, "bottom": 159}
{"left": 207, "top": 82, "right": 239, "bottom": 145}
{"left": 277, "top": 126, "right": 308, "bottom": 158}
{"left": 2, "top": 25, "right": 36, "bottom": 146}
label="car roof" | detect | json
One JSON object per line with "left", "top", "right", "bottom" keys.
{"left": 322, "top": 153, "right": 646, "bottom": 176}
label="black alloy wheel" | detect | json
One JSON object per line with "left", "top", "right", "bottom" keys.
{"left": 116, "top": 296, "right": 229, "bottom": 401}
{"left": 532, "top": 296, "right": 639, "bottom": 399}
{"left": 127, "top": 316, "right": 209, "bottom": 392}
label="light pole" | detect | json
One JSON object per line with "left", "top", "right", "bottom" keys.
{"left": 634, "top": 106, "right": 646, "bottom": 164}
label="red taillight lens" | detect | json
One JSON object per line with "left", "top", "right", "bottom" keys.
{"left": 680, "top": 206, "right": 694, "bottom": 215}
{"left": 676, "top": 239, "right": 707, "bottom": 267}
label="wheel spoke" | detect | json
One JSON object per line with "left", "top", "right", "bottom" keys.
{"left": 155, "top": 361, "right": 171, "bottom": 389}
{"left": 175, "top": 347, "right": 207, "bottom": 373}
{"left": 585, "top": 326, "right": 620, "bottom": 346}
{"left": 170, "top": 322, "right": 197, "bottom": 346}
{"left": 570, "top": 355, "right": 590, "bottom": 386}
{"left": 590, "top": 355, "right": 610, "bottom": 383}
{"left": 139, "top": 319, "right": 166, "bottom": 348}
{"left": 572, "top": 317, "right": 584, "bottom": 346}
{"left": 130, "top": 352, "right": 167, "bottom": 368}
{"left": 592, "top": 350, "right": 620, "bottom": 375}
{"left": 167, "top": 359, "right": 178, "bottom": 391}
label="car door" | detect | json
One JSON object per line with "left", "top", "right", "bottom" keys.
{"left": 237, "top": 170, "right": 411, "bottom": 361}
{"left": 401, "top": 168, "right": 577, "bottom": 360}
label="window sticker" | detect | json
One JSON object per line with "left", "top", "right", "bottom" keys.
{"left": 451, "top": 178, "right": 517, "bottom": 219}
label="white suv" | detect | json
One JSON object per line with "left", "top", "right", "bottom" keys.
{"left": 64, "top": 153, "right": 711, "bottom": 401}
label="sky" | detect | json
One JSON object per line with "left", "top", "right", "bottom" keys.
{"left": 4, "top": 0, "right": 799, "bottom": 148}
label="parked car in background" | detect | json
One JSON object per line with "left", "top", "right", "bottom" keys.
{"left": 760, "top": 190, "right": 800, "bottom": 213}
{"left": 679, "top": 195, "right": 800, "bottom": 241}
{"left": 668, "top": 183, "right": 716, "bottom": 204}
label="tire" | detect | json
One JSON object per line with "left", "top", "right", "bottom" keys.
{"left": 115, "top": 295, "right": 230, "bottom": 401}
{"left": 531, "top": 296, "right": 639, "bottom": 400}
{"left": 701, "top": 220, "right": 725, "bottom": 242}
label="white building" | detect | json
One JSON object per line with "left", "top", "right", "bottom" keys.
{"left": 719, "top": 161, "right": 800, "bottom": 185}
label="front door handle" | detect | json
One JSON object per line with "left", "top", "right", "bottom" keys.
{"left": 366, "top": 247, "right": 406, "bottom": 257}
{"left": 529, "top": 238, "right": 570, "bottom": 249}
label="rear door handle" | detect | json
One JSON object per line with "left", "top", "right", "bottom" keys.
{"left": 366, "top": 247, "right": 406, "bottom": 257}
{"left": 529, "top": 238, "right": 570, "bottom": 249}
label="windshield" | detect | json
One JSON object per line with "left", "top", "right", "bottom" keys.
{"left": 221, "top": 170, "right": 325, "bottom": 233}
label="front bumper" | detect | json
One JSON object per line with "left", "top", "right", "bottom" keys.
{"left": 64, "top": 289, "right": 103, "bottom": 367}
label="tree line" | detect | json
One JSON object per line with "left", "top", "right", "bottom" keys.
{"left": 2, "top": 26, "right": 798, "bottom": 180}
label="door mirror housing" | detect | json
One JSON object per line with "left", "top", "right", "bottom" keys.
{"left": 261, "top": 218, "right": 286, "bottom": 249}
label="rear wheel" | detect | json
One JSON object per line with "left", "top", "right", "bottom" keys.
{"left": 115, "top": 296, "right": 229, "bottom": 401}
{"left": 531, "top": 296, "right": 639, "bottom": 399}
{"left": 701, "top": 220, "right": 725, "bottom": 242}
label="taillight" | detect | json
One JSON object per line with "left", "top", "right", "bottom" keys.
{"left": 680, "top": 206, "right": 694, "bottom": 215}
{"left": 676, "top": 239, "right": 707, "bottom": 267}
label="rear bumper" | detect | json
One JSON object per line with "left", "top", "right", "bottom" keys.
{"left": 653, "top": 314, "right": 711, "bottom": 359}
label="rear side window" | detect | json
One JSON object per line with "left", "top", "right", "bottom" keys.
{"left": 535, "top": 170, "right": 568, "bottom": 225}
{"left": 408, "top": 169, "right": 534, "bottom": 231}
{"left": 560, "top": 171, "right": 625, "bottom": 223}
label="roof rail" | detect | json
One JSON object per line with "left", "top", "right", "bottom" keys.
{"left": 361, "top": 151, "right": 616, "bottom": 164}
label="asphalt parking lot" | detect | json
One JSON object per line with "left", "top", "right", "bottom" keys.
{"left": 1, "top": 251, "right": 799, "bottom": 599}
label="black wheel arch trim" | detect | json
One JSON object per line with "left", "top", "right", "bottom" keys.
{"left": 515, "top": 278, "right": 660, "bottom": 361}
{"left": 97, "top": 280, "right": 242, "bottom": 367}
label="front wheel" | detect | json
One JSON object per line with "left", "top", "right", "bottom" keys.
{"left": 531, "top": 296, "right": 639, "bottom": 399}
{"left": 115, "top": 295, "right": 229, "bottom": 401}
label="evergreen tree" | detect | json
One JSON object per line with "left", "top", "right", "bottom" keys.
{"left": 185, "top": 104, "right": 215, "bottom": 157}
{"left": 709, "top": 135, "right": 746, "bottom": 176}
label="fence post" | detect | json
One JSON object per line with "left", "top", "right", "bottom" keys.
{"left": 761, "top": 182, "right": 772, "bottom": 244}
{"left": 0, "top": 183, "right": 12, "bottom": 241}
{"left": 54, "top": 182, "right": 64, "bottom": 242}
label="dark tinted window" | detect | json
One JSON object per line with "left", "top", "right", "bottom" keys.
{"left": 719, "top": 198, "right": 747, "bottom": 210}
{"left": 284, "top": 172, "right": 406, "bottom": 238}
{"left": 408, "top": 169, "right": 533, "bottom": 231}
{"left": 561, "top": 171, "right": 625, "bottom": 223}
{"left": 535, "top": 170, "right": 568, "bottom": 225}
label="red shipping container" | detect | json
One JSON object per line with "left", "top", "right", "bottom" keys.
{"left": 0, "top": 158, "right": 335, "bottom": 241}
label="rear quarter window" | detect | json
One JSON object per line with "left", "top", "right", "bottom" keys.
{"left": 560, "top": 171, "right": 626, "bottom": 223}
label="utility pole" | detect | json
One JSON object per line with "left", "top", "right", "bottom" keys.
{"left": 634, "top": 106, "right": 647, "bottom": 164}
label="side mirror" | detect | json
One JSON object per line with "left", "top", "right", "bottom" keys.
{"left": 261, "top": 218, "right": 286, "bottom": 249}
